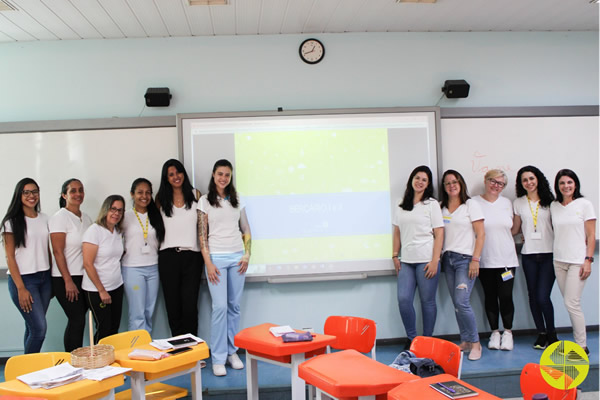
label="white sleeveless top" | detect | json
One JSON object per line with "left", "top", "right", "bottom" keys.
{"left": 159, "top": 199, "right": 200, "bottom": 252}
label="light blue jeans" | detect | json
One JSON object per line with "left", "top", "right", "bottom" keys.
{"left": 397, "top": 262, "right": 439, "bottom": 341}
{"left": 8, "top": 270, "right": 52, "bottom": 353}
{"left": 442, "top": 251, "right": 479, "bottom": 343}
{"left": 206, "top": 251, "right": 246, "bottom": 365}
{"left": 122, "top": 264, "right": 159, "bottom": 334}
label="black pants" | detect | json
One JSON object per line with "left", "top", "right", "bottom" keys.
{"left": 478, "top": 268, "right": 515, "bottom": 331}
{"left": 85, "top": 285, "right": 124, "bottom": 344}
{"left": 521, "top": 253, "right": 556, "bottom": 333}
{"left": 158, "top": 249, "right": 202, "bottom": 336}
{"left": 52, "top": 276, "right": 88, "bottom": 351}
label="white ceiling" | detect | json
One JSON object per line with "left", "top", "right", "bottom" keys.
{"left": 0, "top": 0, "right": 597, "bottom": 43}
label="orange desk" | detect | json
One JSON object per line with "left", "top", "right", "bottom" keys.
{"left": 234, "top": 323, "right": 336, "bottom": 400}
{"left": 113, "top": 342, "right": 209, "bottom": 400}
{"left": 388, "top": 373, "right": 503, "bottom": 400}
{"left": 299, "top": 349, "right": 416, "bottom": 400}
{"left": 0, "top": 373, "right": 124, "bottom": 400}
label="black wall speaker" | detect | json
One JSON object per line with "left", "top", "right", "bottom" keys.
{"left": 441, "top": 80, "right": 470, "bottom": 98}
{"left": 145, "top": 87, "right": 172, "bottom": 107}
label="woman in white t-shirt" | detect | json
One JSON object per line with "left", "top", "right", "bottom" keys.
{"left": 473, "top": 169, "right": 519, "bottom": 352}
{"left": 122, "top": 178, "right": 165, "bottom": 334}
{"left": 1, "top": 178, "right": 51, "bottom": 354}
{"left": 440, "top": 170, "right": 485, "bottom": 361}
{"left": 155, "top": 159, "right": 203, "bottom": 337}
{"left": 199, "top": 159, "right": 251, "bottom": 377}
{"left": 550, "top": 169, "right": 596, "bottom": 353}
{"left": 49, "top": 178, "right": 92, "bottom": 351}
{"left": 392, "top": 166, "right": 444, "bottom": 348}
{"left": 512, "top": 166, "right": 557, "bottom": 350}
{"left": 82, "top": 195, "right": 125, "bottom": 343}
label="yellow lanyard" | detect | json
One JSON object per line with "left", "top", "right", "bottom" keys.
{"left": 527, "top": 197, "right": 540, "bottom": 232}
{"left": 133, "top": 208, "right": 149, "bottom": 243}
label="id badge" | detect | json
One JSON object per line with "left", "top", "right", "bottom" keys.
{"left": 529, "top": 231, "right": 542, "bottom": 240}
{"left": 141, "top": 244, "right": 150, "bottom": 254}
{"left": 501, "top": 270, "right": 514, "bottom": 281}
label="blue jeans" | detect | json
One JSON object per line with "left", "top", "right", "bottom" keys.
{"left": 442, "top": 251, "right": 479, "bottom": 343}
{"left": 206, "top": 252, "right": 246, "bottom": 365}
{"left": 122, "top": 264, "right": 159, "bottom": 334}
{"left": 8, "top": 270, "right": 52, "bottom": 353}
{"left": 521, "top": 253, "right": 556, "bottom": 333}
{"left": 397, "top": 261, "right": 439, "bottom": 341}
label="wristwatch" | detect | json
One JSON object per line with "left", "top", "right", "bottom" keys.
{"left": 585, "top": 256, "right": 594, "bottom": 262}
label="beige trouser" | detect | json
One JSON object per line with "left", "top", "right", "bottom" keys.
{"left": 554, "top": 260, "right": 587, "bottom": 348}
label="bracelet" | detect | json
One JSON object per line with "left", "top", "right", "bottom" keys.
{"left": 472, "top": 256, "right": 480, "bottom": 262}
{"left": 585, "top": 256, "right": 594, "bottom": 262}
{"left": 392, "top": 255, "right": 398, "bottom": 259}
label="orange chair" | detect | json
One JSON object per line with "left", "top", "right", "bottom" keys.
{"left": 324, "top": 316, "right": 377, "bottom": 360}
{"left": 409, "top": 336, "right": 463, "bottom": 378}
{"left": 520, "top": 363, "right": 577, "bottom": 400}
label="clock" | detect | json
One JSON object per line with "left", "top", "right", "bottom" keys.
{"left": 299, "top": 38, "right": 325, "bottom": 64}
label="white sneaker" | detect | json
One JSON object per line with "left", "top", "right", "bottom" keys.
{"left": 500, "top": 331, "right": 513, "bottom": 351}
{"left": 227, "top": 353, "right": 244, "bottom": 370}
{"left": 488, "top": 331, "right": 501, "bottom": 350}
{"left": 213, "top": 364, "right": 227, "bottom": 376}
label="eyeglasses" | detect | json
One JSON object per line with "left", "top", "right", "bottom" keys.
{"left": 444, "top": 180, "right": 459, "bottom": 187}
{"left": 487, "top": 178, "right": 506, "bottom": 188}
{"left": 109, "top": 207, "right": 124, "bottom": 214}
{"left": 22, "top": 190, "right": 40, "bottom": 197}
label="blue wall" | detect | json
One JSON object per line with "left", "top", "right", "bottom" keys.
{"left": 0, "top": 31, "right": 598, "bottom": 355}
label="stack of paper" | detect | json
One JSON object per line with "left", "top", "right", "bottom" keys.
{"left": 82, "top": 365, "right": 131, "bottom": 381}
{"left": 128, "top": 349, "right": 170, "bottom": 361}
{"left": 269, "top": 325, "right": 295, "bottom": 337}
{"left": 150, "top": 333, "right": 204, "bottom": 350}
{"left": 18, "top": 363, "right": 84, "bottom": 389}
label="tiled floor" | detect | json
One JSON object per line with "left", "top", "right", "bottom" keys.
{"left": 1, "top": 331, "right": 597, "bottom": 399}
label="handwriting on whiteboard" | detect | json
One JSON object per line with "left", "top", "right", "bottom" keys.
{"left": 471, "top": 151, "right": 513, "bottom": 173}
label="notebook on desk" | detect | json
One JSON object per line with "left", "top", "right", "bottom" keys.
{"left": 429, "top": 381, "right": 478, "bottom": 399}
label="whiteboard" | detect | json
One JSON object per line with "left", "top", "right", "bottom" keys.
{"left": 441, "top": 116, "right": 599, "bottom": 234}
{"left": 0, "top": 127, "right": 178, "bottom": 268}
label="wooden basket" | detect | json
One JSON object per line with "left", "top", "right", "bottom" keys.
{"left": 71, "top": 344, "right": 115, "bottom": 369}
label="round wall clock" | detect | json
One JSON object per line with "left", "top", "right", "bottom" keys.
{"left": 299, "top": 38, "right": 325, "bottom": 64}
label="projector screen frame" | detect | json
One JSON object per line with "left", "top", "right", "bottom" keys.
{"left": 178, "top": 107, "right": 441, "bottom": 282}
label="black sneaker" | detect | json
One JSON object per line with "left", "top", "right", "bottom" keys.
{"left": 403, "top": 339, "right": 412, "bottom": 351}
{"left": 547, "top": 331, "right": 559, "bottom": 346}
{"left": 533, "top": 333, "right": 548, "bottom": 350}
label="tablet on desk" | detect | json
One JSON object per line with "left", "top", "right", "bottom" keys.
{"left": 168, "top": 347, "right": 193, "bottom": 355}
{"left": 168, "top": 337, "right": 196, "bottom": 347}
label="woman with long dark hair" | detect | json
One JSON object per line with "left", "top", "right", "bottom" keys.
{"left": 156, "top": 159, "right": 202, "bottom": 337}
{"left": 122, "top": 178, "right": 165, "bottom": 334}
{"left": 82, "top": 195, "right": 126, "bottom": 343}
{"left": 440, "top": 170, "right": 485, "bottom": 361}
{"left": 392, "top": 165, "right": 444, "bottom": 348}
{"left": 199, "top": 159, "right": 251, "bottom": 376}
{"left": 1, "top": 178, "right": 51, "bottom": 353}
{"left": 473, "top": 169, "right": 519, "bottom": 351}
{"left": 49, "top": 178, "right": 92, "bottom": 351}
{"left": 550, "top": 169, "right": 596, "bottom": 353}
{"left": 512, "top": 166, "right": 557, "bottom": 350}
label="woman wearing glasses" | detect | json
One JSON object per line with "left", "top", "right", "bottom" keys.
{"left": 49, "top": 179, "right": 93, "bottom": 351}
{"left": 392, "top": 166, "right": 444, "bottom": 348}
{"left": 82, "top": 195, "right": 126, "bottom": 343}
{"left": 512, "top": 166, "right": 557, "bottom": 350}
{"left": 1, "top": 178, "right": 51, "bottom": 353}
{"left": 473, "top": 169, "right": 519, "bottom": 351}
{"left": 440, "top": 170, "right": 485, "bottom": 361}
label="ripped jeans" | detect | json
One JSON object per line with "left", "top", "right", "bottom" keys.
{"left": 442, "top": 251, "right": 479, "bottom": 343}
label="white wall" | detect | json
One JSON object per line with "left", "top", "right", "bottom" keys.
{"left": 0, "top": 31, "right": 598, "bottom": 355}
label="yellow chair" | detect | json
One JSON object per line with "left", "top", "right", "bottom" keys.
{"left": 4, "top": 352, "right": 71, "bottom": 381}
{"left": 99, "top": 330, "right": 188, "bottom": 400}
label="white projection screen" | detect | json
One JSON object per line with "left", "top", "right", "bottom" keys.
{"left": 179, "top": 108, "right": 440, "bottom": 282}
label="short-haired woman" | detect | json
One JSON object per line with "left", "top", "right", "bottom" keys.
{"left": 550, "top": 169, "right": 596, "bottom": 354}
{"left": 392, "top": 166, "right": 444, "bottom": 348}
{"left": 512, "top": 166, "right": 557, "bottom": 350}
{"left": 440, "top": 170, "right": 485, "bottom": 361}
{"left": 49, "top": 178, "right": 92, "bottom": 351}
{"left": 473, "top": 169, "right": 519, "bottom": 351}
{"left": 122, "top": 178, "right": 165, "bottom": 334}
{"left": 1, "top": 178, "right": 51, "bottom": 353}
{"left": 82, "top": 195, "right": 126, "bottom": 343}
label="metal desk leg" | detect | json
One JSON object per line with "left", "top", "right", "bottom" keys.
{"left": 191, "top": 360, "right": 203, "bottom": 400}
{"left": 246, "top": 353, "right": 259, "bottom": 400}
{"left": 130, "top": 371, "right": 146, "bottom": 400}
{"left": 290, "top": 353, "right": 306, "bottom": 400}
